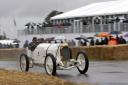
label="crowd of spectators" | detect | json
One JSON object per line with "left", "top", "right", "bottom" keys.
{"left": 94, "top": 35, "right": 126, "bottom": 46}
{"left": 78, "top": 35, "right": 126, "bottom": 46}
{"left": 23, "top": 35, "right": 127, "bottom": 51}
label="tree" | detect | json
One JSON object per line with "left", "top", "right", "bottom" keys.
{"left": 0, "top": 32, "right": 7, "bottom": 40}
{"left": 45, "top": 10, "right": 63, "bottom": 22}
{"left": 3, "top": 32, "right": 6, "bottom": 39}
{"left": 43, "top": 10, "right": 63, "bottom": 27}
{"left": 24, "top": 10, "right": 64, "bottom": 34}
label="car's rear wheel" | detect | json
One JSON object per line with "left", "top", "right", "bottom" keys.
{"left": 20, "top": 54, "right": 29, "bottom": 72}
{"left": 76, "top": 52, "right": 89, "bottom": 74}
{"left": 44, "top": 54, "right": 56, "bottom": 75}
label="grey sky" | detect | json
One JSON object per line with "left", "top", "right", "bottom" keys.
{"left": 0, "top": 0, "right": 114, "bottom": 17}
{"left": 0, "top": 0, "right": 114, "bottom": 38}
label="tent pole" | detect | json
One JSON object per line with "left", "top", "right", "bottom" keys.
{"left": 108, "top": 24, "right": 111, "bottom": 32}
{"left": 113, "top": 21, "right": 116, "bottom": 31}
{"left": 118, "top": 22, "right": 121, "bottom": 31}
{"left": 100, "top": 17, "right": 103, "bottom": 32}
{"left": 92, "top": 17, "right": 95, "bottom": 33}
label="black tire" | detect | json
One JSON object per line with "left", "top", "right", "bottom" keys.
{"left": 20, "top": 54, "right": 29, "bottom": 72}
{"left": 76, "top": 51, "right": 89, "bottom": 74}
{"left": 44, "top": 54, "right": 56, "bottom": 76}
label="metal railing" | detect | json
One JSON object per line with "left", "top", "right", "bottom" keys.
{"left": 17, "top": 23, "right": 128, "bottom": 36}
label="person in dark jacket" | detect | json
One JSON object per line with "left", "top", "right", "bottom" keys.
{"left": 100, "top": 38, "right": 104, "bottom": 45}
{"left": 120, "top": 36, "right": 126, "bottom": 44}
{"left": 90, "top": 38, "right": 95, "bottom": 46}
{"left": 104, "top": 37, "right": 108, "bottom": 45}
{"left": 28, "top": 37, "right": 39, "bottom": 51}
{"left": 95, "top": 39, "right": 100, "bottom": 45}
{"left": 23, "top": 40, "right": 29, "bottom": 48}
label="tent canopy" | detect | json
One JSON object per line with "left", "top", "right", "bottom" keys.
{"left": 51, "top": 0, "right": 128, "bottom": 20}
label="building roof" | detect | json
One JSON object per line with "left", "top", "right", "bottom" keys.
{"left": 51, "top": 0, "right": 128, "bottom": 20}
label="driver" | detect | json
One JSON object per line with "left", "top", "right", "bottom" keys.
{"left": 28, "top": 37, "right": 39, "bottom": 51}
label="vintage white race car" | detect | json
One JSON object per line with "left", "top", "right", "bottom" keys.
{"left": 20, "top": 43, "right": 89, "bottom": 75}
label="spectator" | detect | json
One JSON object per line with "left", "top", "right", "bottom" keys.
{"left": 90, "top": 38, "right": 94, "bottom": 46}
{"left": 16, "top": 43, "right": 19, "bottom": 48}
{"left": 71, "top": 40, "right": 76, "bottom": 46}
{"left": 101, "top": 38, "right": 104, "bottom": 45}
{"left": 116, "top": 35, "right": 120, "bottom": 44}
{"left": 68, "top": 40, "right": 72, "bottom": 46}
{"left": 10, "top": 44, "right": 13, "bottom": 48}
{"left": 40, "top": 38, "right": 45, "bottom": 43}
{"left": 95, "top": 39, "right": 100, "bottom": 45}
{"left": 108, "top": 36, "right": 117, "bottom": 45}
{"left": 0, "top": 43, "right": 2, "bottom": 48}
{"left": 23, "top": 40, "right": 29, "bottom": 48}
{"left": 3, "top": 44, "right": 7, "bottom": 48}
{"left": 68, "top": 40, "right": 76, "bottom": 46}
{"left": 78, "top": 40, "right": 82, "bottom": 46}
{"left": 104, "top": 37, "right": 108, "bottom": 45}
{"left": 120, "top": 36, "right": 126, "bottom": 44}
{"left": 7, "top": 44, "right": 10, "bottom": 48}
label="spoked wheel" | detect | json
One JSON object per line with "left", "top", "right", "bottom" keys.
{"left": 44, "top": 54, "right": 56, "bottom": 76}
{"left": 76, "top": 52, "right": 89, "bottom": 74}
{"left": 20, "top": 54, "right": 29, "bottom": 72}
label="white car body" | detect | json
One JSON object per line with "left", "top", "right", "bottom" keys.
{"left": 27, "top": 43, "right": 64, "bottom": 65}
{"left": 20, "top": 42, "right": 89, "bottom": 75}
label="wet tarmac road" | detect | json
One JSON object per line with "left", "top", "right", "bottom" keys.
{"left": 0, "top": 61, "right": 128, "bottom": 85}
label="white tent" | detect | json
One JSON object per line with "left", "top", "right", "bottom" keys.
{"left": 51, "top": 0, "right": 128, "bottom": 20}
{"left": 0, "top": 40, "right": 15, "bottom": 44}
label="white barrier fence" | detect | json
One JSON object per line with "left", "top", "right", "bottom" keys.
{"left": 18, "top": 23, "right": 128, "bottom": 36}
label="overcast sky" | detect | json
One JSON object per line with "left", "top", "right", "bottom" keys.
{"left": 0, "top": 0, "right": 114, "bottom": 38}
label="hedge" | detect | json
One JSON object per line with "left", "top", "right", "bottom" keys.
{"left": 1, "top": 44, "right": 128, "bottom": 60}
{"left": 71, "top": 44, "right": 128, "bottom": 60}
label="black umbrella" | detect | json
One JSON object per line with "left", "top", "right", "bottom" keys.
{"left": 110, "top": 31, "right": 122, "bottom": 35}
{"left": 124, "top": 32, "right": 128, "bottom": 37}
{"left": 25, "top": 22, "right": 31, "bottom": 26}
{"left": 13, "top": 39, "right": 20, "bottom": 43}
{"left": 25, "top": 22, "right": 36, "bottom": 26}
{"left": 86, "top": 37, "right": 94, "bottom": 39}
{"left": 75, "top": 37, "right": 88, "bottom": 42}
{"left": 75, "top": 37, "right": 83, "bottom": 40}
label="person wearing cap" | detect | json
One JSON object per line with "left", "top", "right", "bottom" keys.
{"left": 28, "top": 37, "right": 39, "bottom": 51}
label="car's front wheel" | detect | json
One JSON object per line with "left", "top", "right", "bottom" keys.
{"left": 44, "top": 54, "right": 56, "bottom": 75}
{"left": 20, "top": 54, "right": 29, "bottom": 72}
{"left": 76, "top": 52, "right": 89, "bottom": 74}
